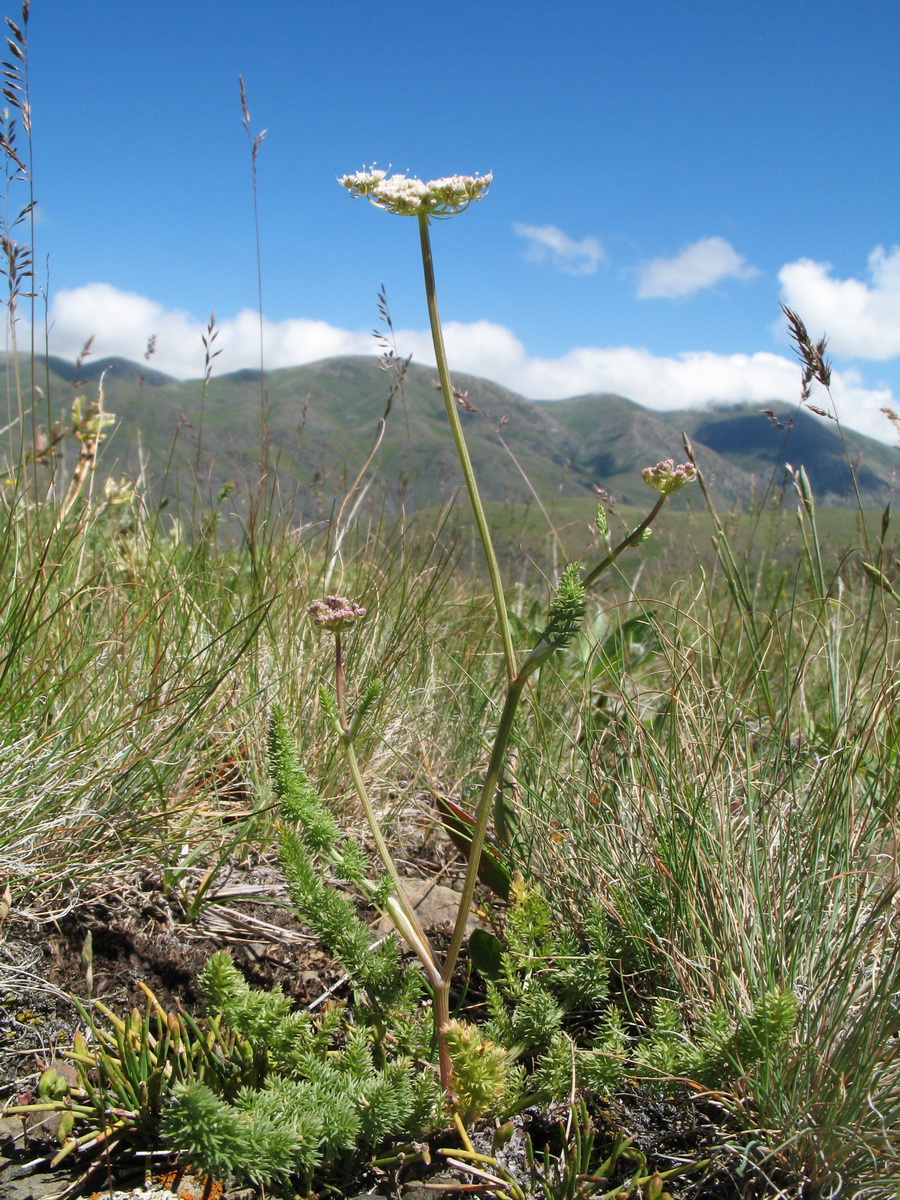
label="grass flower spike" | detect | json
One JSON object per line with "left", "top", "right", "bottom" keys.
{"left": 641, "top": 458, "right": 698, "bottom": 496}
{"left": 339, "top": 169, "right": 492, "bottom": 217}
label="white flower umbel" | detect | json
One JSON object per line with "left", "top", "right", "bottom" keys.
{"left": 339, "top": 169, "right": 492, "bottom": 217}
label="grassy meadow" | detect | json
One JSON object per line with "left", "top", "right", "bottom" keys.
{"left": 2, "top": 14, "right": 900, "bottom": 1199}
{"left": 3, "top": 422, "right": 900, "bottom": 1195}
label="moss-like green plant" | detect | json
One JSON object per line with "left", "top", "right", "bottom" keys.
{"left": 161, "top": 952, "right": 444, "bottom": 1191}
{"left": 477, "top": 878, "right": 628, "bottom": 1102}
{"left": 12, "top": 946, "right": 442, "bottom": 1193}
{"left": 633, "top": 990, "right": 798, "bottom": 1089}
{"left": 161, "top": 1024, "right": 442, "bottom": 1191}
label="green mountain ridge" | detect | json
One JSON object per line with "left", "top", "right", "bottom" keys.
{"left": 12, "top": 354, "right": 898, "bottom": 511}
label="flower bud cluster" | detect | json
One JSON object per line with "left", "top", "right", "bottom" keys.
{"left": 641, "top": 459, "right": 698, "bottom": 496}
{"left": 72, "top": 394, "right": 115, "bottom": 444}
{"left": 103, "top": 475, "right": 135, "bottom": 507}
{"left": 307, "top": 595, "right": 367, "bottom": 633}
{"left": 339, "top": 169, "right": 492, "bottom": 216}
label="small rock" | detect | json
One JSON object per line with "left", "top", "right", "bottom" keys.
{"left": 1, "top": 1165, "right": 78, "bottom": 1200}
{"left": 401, "top": 1174, "right": 459, "bottom": 1200}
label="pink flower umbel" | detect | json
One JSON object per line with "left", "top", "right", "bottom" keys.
{"left": 307, "top": 594, "right": 366, "bottom": 634}
{"left": 641, "top": 459, "right": 698, "bottom": 497}
{"left": 307, "top": 596, "right": 367, "bottom": 734}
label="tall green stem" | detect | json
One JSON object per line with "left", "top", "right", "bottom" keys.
{"left": 418, "top": 213, "right": 517, "bottom": 683}
{"left": 442, "top": 674, "right": 526, "bottom": 983}
{"left": 440, "top": 492, "right": 673, "bottom": 982}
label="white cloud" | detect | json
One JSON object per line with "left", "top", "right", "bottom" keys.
{"left": 47, "top": 283, "right": 374, "bottom": 380}
{"left": 43, "top": 282, "right": 897, "bottom": 444}
{"left": 637, "top": 236, "right": 759, "bottom": 299}
{"left": 406, "top": 322, "right": 892, "bottom": 442}
{"left": 513, "top": 223, "right": 605, "bottom": 276}
{"left": 778, "top": 245, "right": 900, "bottom": 360}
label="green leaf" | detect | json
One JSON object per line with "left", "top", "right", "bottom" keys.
{"left": 434, "top": 795, "right": 512, "bottom": 900}
{"left": 469, "top": 928, "right": 504, "bottom": 981}
{"left": 594, "top": 613, "right": 661, "bottom": 679}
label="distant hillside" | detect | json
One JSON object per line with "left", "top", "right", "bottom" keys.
{"left": 670, "top": 403, "right": 897, "bottom": 504}
{"left": 6, "top": 354, "right": 897, "bottom": 511}
{"left": 45, "top": 354, "right": 176, "bottom": 388}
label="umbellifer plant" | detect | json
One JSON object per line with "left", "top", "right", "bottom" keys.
{"left": 295, "top": 168, "right": 699, "bottom": 1119}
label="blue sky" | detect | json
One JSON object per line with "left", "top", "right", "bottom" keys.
{"left": 19, "top": 0, "right": 900, "bottom": 440}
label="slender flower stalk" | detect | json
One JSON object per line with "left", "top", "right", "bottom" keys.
{"left": 440, "top": 476, "right": 691, "bottom": 983}
{"left": 340, "top": 170, "right": 516, "bottom": 682}
{"left": 581, "top": 495, "right": 665, "bottom": 589}
{"left": 441, "top": 676, "right": 525, "bottom": 983}
{"left": 307, "top": 593, "right": 454, "bottom": 1088}
{"left": 339, "top": 735, "right": 435, "bottom": 967}
{"left": 417, "top": 213, "right": 517, "bottom": 682}
{"left": 582, "top": 460, "right": 696, "bottom": 588}
{"left": 338, "top": 712, "right": 454, "bottom": 1088}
